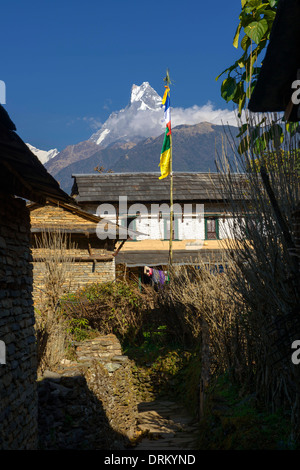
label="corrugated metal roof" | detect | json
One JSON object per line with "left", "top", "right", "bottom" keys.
{"left": 71, "top": 172, "right": 248, "bottom": 203}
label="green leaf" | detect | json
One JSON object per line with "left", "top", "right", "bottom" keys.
{"left": 244, "top": 19, "right": 268, "bottom": 44}
{"left": 233, "top": 22, "right": 242, "bottom": 48}
{"left": 215, "top": 67, "right": 230, "bottom": 81}
{"left": 221, "top": 77, "right": 238, "bottom": 102}
{"left": 253, "top": 133, "right": 269, "bottom": 154}
{"left": 246, "top": 80, "right": 257, "bottom": 98}
{"left": 268, "top": 124, "right": 284, "bottom": 147}
{"left": 263, "top": 10, "right": 276, "bottom": 21}
{"left": 232, "top": 81, "right": 244, "bottom": 104}
{"left": 247, "top": 0, "right": 262, "bottom": 7}
{"left": 250, "top": 126, "right": 261, "bottom": 141}
{"left": 286, "top": 122, "right": 298, "bottom": 136}
{"left": 241, "top": 34, "right": 251, "bottom": 51}
{"left": 236, "top": 123, "right": 248, "bottom": 138}
{"left": 238, "top": 135, "right": 250, "bottom": 155}
{"left": 239, "top": 93, "right": 246, "bottom": 115}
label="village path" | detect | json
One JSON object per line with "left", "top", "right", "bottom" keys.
{"left": 133, "top": 399, "right": 199, "bottom": 450}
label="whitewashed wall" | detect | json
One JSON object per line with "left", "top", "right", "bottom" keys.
{"left": 130, "top": 213, "right": 205, "bottom": 240}
{"left": 219, "top": 217, "right": 245, "bottom": 239}
{"left": 96, "top": 202, "right": 241, "bottom": 241}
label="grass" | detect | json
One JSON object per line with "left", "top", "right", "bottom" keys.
{"left": 196, "top": 373, "right": 295, "bottom": 450}
{"left": 55, "top": 278, "right": 298, "bottom": 449}
{"left": 123, "top": 323, "right": 201, "bottom": 413}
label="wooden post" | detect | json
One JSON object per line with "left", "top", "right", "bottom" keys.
{"left": 169, "top": 132, "right": 173, "bottom": 267}
{"left": 199, "top": 317, "right": 210, "bottom": 420}
{"left": 163, "top": 69, "right": 173, "bottom": 269}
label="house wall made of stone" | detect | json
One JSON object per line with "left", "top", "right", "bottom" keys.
{"left": 31, "top": 235, "right": 116, "bottom": 303}
{"left": 32, "top": 258, "right": 116, "bottom": 303}
{"left": 0, "top": 193, "right": 38, "bottom": 450}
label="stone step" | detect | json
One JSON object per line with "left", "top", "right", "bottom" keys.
{"left": 134, "top": 399, "right": 198, "bottom": 450}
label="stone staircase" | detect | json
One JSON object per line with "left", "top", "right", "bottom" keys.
{"left": 38, "top": 334, "right": 199, "bottom": 450}
{"left": 134, "top": 399, "right": 199, "bottom": 450}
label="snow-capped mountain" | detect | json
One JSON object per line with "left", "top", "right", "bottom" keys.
{"left": 26, "top": 143, "right": 59, "bottom": 164}
{"left": 89, "top": 82, "right": 165, "bottom": 148}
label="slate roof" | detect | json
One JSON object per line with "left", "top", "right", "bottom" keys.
{"left": 71, "top": 172, "right": 248, "bottom": 203}
{"left": 28, "top": 200, "right": 143, "bottom": 240}
{"left": 0, "top": 104, "right": 72, "bottom": 204}
{"left": 115, "top": 248, "right": 227, "bottom": 267}
{"left": 248, "top": 0, "right": 300, "bottom": 119}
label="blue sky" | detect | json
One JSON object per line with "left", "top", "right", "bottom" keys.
{"left": 1, "top": 0, "right": 242, "bottom": 151}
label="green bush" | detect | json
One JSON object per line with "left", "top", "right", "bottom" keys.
{"left": 59, "top": 281, "right": 153, "bottom": 344}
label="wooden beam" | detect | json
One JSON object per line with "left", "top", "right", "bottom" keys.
{"left": 32, "top": 255, "right": 114, "bottom": 262}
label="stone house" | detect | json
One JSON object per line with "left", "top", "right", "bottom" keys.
{"left": 71, "top": 172, "right": 249, "bottom": 282}
{"left": 28, "top": 200, "right": 132, "bottom": 303}
{"left": 0, "top": 104, "right": 72, "bottom": 449}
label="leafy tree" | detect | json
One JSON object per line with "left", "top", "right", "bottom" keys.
{"left": 216, "top": 1, "right": 300, "bottom": 153}
{"left": 217, "top": 0, "right": 278, "bottom": 116}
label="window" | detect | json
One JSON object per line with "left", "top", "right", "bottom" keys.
{"left": 205, "top": 217, "right": 219, "bottom": 240}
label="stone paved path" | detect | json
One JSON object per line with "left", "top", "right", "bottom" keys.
{"left": 133, "top": 399, "right": 199, "bottom": 450}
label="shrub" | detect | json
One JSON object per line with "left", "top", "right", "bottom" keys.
{"left": 34, "top": 229, "right": 76, "bottom": 375}
{"left": 60, "top": 281, "right": 155, "bottom": 344}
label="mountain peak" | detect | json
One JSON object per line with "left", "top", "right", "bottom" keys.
{"left": 130, "top": 82, "right": 161, "bottom": 109}
{"left": 130, "top": 82, "right": 150, "bottom": 102}
{"left": 26, "top": 143, "right": 59, "bottom": 164}
{"left": 89, "top": 82, "right": 164, "bottom": 147}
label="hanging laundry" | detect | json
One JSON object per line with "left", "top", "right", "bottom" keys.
{"left": 152, "top": 269, "right": 160, "bottom": 284}
{"left": 158, "top": 270, "right": 165, "bottom": 285}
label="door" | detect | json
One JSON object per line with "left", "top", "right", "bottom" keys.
{"left": 206, "top": 217, "right": 217, "bottom": 240}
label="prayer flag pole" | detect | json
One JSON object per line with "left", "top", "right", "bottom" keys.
{"left": 163, "top": 69, "right": 173, "bottom": 268}
{"left": 159, "top": 69, "right": 174, "bottom": 272}
{"left": 169, "top": 125, "right": 173, "bottom": 267}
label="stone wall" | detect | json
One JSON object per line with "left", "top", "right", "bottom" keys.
{"left": 74, "top": 334, "right": 138, "bottom": 439}
{"left": 0, "top": 192, "right": 38, "bottom": 449}
{"left": 38, "top": 334, "right": 139, "bottom": 448}
{"left": 29, "top": 203, "right": 117, "bottom": 303}
{"left": 32, "top": 256, "right": 115, "bottom": 303}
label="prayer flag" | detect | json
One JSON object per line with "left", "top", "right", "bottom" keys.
{"left": 159, "top": 86, "right": 171, "bottom": 179}
{"left": 159, "top": 126, "right": 171, "bottom": 180}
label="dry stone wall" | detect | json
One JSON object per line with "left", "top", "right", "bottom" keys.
{"left": 38, "top": 334, "right": 139, "bottom": 449}
{"left": 32, "top": 257, "right": 115, "bottom": 303}
{"left": 73, "top": 334, "right": 139, "bottom": 440}
{"left": 0, "top": 193, "right": 38, "bottom": 449}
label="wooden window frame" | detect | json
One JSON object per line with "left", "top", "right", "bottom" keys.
{"left": 204, "top": 216, "right": 219, "bottom": 240}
